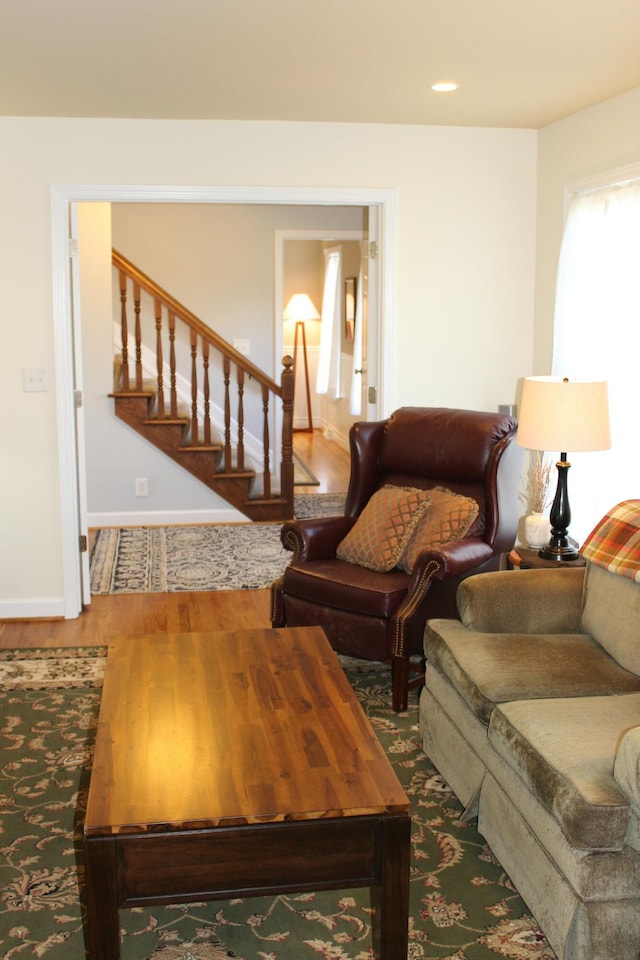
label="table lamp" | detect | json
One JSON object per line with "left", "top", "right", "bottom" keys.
{"left": 283, "top": 293, "right": 320, "bottom": 433}
{"left": 516, "top": 376, "right": 611, "bottom": 561}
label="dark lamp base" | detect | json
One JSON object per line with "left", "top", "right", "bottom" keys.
{"left": 540, "top": 456, "right": 580, "bottom": 562}
{"left": 539, "top": 541, "right": 580, "bottom": 562}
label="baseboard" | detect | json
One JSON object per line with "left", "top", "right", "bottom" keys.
{"left": 322, "top": 424, "right": 350, "bottom": 452}
{"left": 87, "top": 507, "right": 249, "bottom": 527}
{"left": 0, "top": 598, "right": 65, "bottom": 620}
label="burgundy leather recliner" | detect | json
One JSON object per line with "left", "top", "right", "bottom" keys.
{"left": 270, "top": 407, "right": 522, "bottom": 711}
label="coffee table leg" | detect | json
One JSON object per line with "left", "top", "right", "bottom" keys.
{"left": 371, "top": 815, "right": 411, "bottom": 959}
{"left": 83, "top": 836, "right": 121, "bottom": 960}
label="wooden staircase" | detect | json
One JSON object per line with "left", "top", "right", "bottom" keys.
{"left": 110, "top": 249, "right": 295, "bottom": 522}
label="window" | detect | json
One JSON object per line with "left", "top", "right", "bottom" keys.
{"left": 552, "top": 176, "right": 640, "bottom": 541}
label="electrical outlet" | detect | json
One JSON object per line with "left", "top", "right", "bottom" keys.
{"left": 135, "top": 478, "right": 149, "bottom": 497}
{"left": 233, "top": 338, "right": 250, "bottom": 356}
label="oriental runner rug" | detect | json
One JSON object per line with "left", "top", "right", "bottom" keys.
{"left": 89, "top": 494, "right": 347, "bottom": 595}
{"left": 0, "top": 647, "right": 556, "bottom": 960}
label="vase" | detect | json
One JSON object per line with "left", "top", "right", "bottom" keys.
{"left": 524, "top": 512, "right": 550, "bottom": 549}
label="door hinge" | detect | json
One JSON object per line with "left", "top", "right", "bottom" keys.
{"left": 368, "top": 385, "right": 378, "bottom": 404}
{"left": 369, "top": 240, "right": 378, "bottom": 259}
{"left": 74, "top": 390, "right": 83, "bottom": 409}
{"left": 79, "top": 534, "right": 88, "bottom": 553}
{"left": 68, "top": 238, "right": 78, "bottom": 258}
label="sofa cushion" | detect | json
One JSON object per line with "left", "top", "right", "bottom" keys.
{"left": 488, "top": 693, "right": 640, "bottom": 850}
{"left": 582, "top": 563, "right": 640, "bottom": 676}
{"left": 336, "top": 484, "right": 430, "bottom": 572}
{"left": 398, "top": 486, "right": 479, "bottom": 572}
{"left": 424, "top": 618, "right": 640, "bottom": 725}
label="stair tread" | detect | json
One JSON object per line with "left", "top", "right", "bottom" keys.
{"left": 143, "top": 417, "right": 190, "bottom": 426}
{"left": 178, "top": 444, "right": 223, "bottom": 453}
{"left": 109, "top": 390, "right": 154, "bottom": 399}
{"left": 211, "top": 470, "right": 256, "bottom": 479}
{"left": 246, "top": 497, "right": 289, "bottom": 505}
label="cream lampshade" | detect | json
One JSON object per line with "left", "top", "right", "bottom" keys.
{"left": 516, "top": 376, "right": 611, "bottom": 560}
{"left": 283, "top": 293, "right": 321, "bottom": 323}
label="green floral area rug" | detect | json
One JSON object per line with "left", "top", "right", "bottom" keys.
{"left": 0, "top": 647, "right": 556, "bottom": 960}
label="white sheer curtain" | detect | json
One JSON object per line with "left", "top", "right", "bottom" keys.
{"left": 316, "top": 246, "right": 343, "bottom": 397}
{"left": 349, "top": 264, "right": 364, "bottom": 416}
{"left": 552, "top": 178, "right": 640, "bottom": 542}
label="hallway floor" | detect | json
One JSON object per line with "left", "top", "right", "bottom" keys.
{"left": 293, "top": 429, "right": 350, "bottom": 494}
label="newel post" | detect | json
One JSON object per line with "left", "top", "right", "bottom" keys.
{"left": 280, "top": 355, "right": 295, "bottom": 517}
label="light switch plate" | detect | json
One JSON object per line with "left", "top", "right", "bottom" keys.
{"left": 23, "top": 367, "right": 49, "bottom": 392}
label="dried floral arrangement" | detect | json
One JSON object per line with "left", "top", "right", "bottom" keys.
{"left": 520, "top": 449, "right": 553, "bottom": 515}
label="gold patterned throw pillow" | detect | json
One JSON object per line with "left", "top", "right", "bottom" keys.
{"left": 337, "top": 485, "right": 431, "bottom": 572}
{"left": 398, "top": 486, "right": 479, "bottom": 573}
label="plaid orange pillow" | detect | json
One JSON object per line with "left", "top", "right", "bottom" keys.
{"left": 337, "top": 485, "right": 431, "bottom": 572}
{"left": 398, "top": 486, "right": 479, "bottom": 572}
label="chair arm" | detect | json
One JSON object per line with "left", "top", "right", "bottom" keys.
{"left": 390, "top": 541, "right": 495, "bottom": 660}
{"left": 457, "top": 567, "right": 586, "bottom": 633}
{"left": 407, "top": 538, "right": 494, "bottom": 590}
{"left": 280, "top": 516, "right": 356, "bottom": 563}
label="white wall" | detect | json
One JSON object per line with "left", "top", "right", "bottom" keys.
{"left": 0, "top": 117, "right": 536, "bottom": 616}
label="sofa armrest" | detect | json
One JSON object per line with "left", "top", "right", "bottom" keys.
{"left": 615, "top": 726, "right": 640, "bottom": 809}
{"left": 280, "top": 516, "right": 356, "bottom": 563}
{"left": 457, "top": 567, "right": 585, "bottom": 633}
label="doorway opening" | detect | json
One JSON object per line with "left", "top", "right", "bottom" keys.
{"left": 52, "top": 185, "right": 397, "bottom": 618}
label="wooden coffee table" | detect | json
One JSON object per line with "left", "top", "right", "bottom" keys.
{"left": 83, "top": 626, "right": 410, "bottom": 959}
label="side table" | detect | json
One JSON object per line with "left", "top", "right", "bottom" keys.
{"left": 506, "top": 547, "right": 587, "bottom": 570}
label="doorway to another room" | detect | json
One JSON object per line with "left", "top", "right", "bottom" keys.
{"left": 279, "top": 230, "right": 369, "bottom": 455}
{"left": 52, "top": 184, "right": 396, "bottom": 617}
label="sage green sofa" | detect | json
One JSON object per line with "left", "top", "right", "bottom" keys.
{"left": 420, "top": 501, "right": 640, "bottom": 960}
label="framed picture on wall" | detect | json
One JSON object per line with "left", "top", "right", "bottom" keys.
{"left": 344, "top": 277, "right": 356, "bottom": 341}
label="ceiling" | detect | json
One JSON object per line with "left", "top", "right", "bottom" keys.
{"left": 3, "top": 0, "right": 640, "bottom": 129}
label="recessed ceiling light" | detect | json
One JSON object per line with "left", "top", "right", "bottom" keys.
{"left": 432, "top": 82, "right": 458, "bottom": 92}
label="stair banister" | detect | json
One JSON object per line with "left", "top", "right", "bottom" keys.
{"left": 111, "top": 249, "right": 295, "bottom": 521}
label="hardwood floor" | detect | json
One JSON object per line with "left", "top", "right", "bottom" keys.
{"left": 0, "top": 590, "right": 272, "bottom": 650}
{"left": 0, "top": 429, "right": 351, "bottom": 651}
{"left": 293, "top": 429, "right": 350, "bottom": 494}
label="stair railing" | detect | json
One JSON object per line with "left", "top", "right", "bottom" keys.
{"left": 112, "top": 249, "right": 295, "bottom": 514}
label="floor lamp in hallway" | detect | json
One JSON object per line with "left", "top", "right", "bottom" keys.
{"left": 283, "top": 293, "right": 320, "bottom": 433}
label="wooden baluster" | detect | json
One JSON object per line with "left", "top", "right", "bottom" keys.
{"left": 169, "top": 312, "right": 178, "bottom": 419}
{"left": 262, "top": 385, "right": 271, "bottom": 499}
{"left": 119, "top": 269, "right": 130, "bottom": 391}
{"left": 203, "top": 341, "right": 211, "bottom": 446}
{"left": 236, "top": 366, "right": 245, "bottom": 472}
{"left": 134, "top": 282, "right": 143, "bottom": 391}
{"left": 155, "top": 298, "right": 165, "bottom": 419}
{"left": 280, "top": 356, "right": 295, "bottom": 516}
{"left": 223, "top": 355, "right": 232, "bottom": 471}
{"left": 190, "top": 329, "right": 199, "bottom": 446}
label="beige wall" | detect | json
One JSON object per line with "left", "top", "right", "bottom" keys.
{"left": 1, "top": 117, "right": 536, "bottom": 615}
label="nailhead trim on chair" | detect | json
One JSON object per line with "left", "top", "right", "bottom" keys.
{"left": 393, "top": 559, "right": 441, "bottom": 658}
